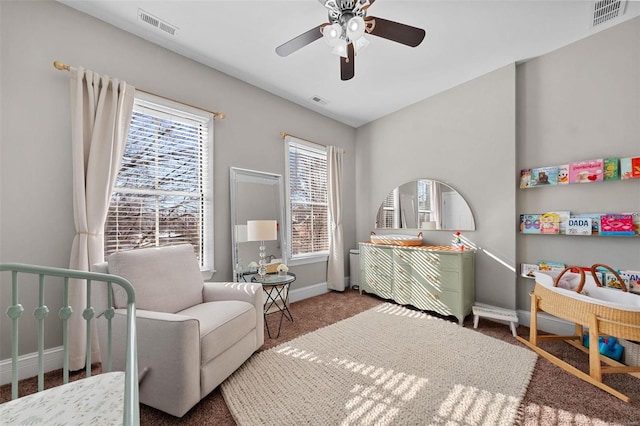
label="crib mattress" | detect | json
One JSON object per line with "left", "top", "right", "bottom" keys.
{"left": 0, "top": 371, "right": 125, "bottom": 425}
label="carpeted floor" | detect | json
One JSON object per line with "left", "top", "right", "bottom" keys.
{"left": 2, "top": 288, "right": 640, "bottom": 425}
{"left": 222, "top": 303, "right": 537, "bottom": 426}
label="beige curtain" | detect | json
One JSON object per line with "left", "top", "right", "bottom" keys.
{"left": 326, "top": 146, "right": 344, "bottom": 291}
{"left": 68, "top": 67, "right": 134, "bottom": 370}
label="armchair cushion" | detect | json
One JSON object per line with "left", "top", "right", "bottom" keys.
{"left": 179, "top": 301, "right": 256, "bottom": 364}
{"left": 107, "top": 245, "right": 203, "bottom": 313}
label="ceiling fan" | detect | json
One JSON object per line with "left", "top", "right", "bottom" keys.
{"left": 276, "top": 0, "right": 426, "bottom": 81}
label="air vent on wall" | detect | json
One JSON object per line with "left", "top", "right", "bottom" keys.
{"left": 591, "top": 0, "right": 627, "bottom": 27}
{"left": 138, "top": 9, "right": 178, "bottom": 36}
{"left": 309, "top": 95, "right": 329, "bottom": 105}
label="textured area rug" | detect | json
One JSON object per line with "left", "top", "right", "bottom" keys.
{"left": 222, "top": 303, "right": 537, "bottom": 426}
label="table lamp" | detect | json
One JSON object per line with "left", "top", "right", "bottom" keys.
{"left": 246, "top": 220, "right": 277, "bottom": 280}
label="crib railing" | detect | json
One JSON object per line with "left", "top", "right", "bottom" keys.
{"left": 1, "top": 263, "right": 139, "bottom": 425}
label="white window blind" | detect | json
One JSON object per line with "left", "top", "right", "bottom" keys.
{"left": 285, "top": 138, "right": 329, "bottom": 260}
{"left": 417, "top": 180, "right": 432, "bottom": 223}
{"left": 105, "top": 95, "right": 214, "bottom": 270}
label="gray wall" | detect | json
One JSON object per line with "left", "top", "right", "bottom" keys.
{"left": 355, "top": 64, "right": 517, "bottom": 309}
{"left": 0, "top": 1, "right": 355, "bottom": 358}
{"left": 516, "top": 17, "right": 640, "bottom": 311}
{"left": 2, "top": 0, "right": 638, "bottom": 360}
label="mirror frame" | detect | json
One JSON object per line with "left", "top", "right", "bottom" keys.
{"left": 230, "top": 167, "right": 286, "bottom": 281}
{"left": 374, "top": 179, "right": 476, "bottom": 231}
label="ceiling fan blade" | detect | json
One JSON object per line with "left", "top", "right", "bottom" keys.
{"left": 276, "top": 24, "right": 325, "bottom": 57}
{"left": 365, "top": 16, "right": 425, "bottom": 47}
{"left": 340, "top": 43, "right": 355, "bottom": 81}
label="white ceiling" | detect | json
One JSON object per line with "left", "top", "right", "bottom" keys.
{"left": 60, "top": 0, "right": 640, "bottom": 128}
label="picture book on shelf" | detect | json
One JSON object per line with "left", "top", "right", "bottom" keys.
{"left": 620, "top": 271, "right": 640, "bottom": 294}
{"left": 620, "top": 156, "right": 640, "bottom": 180}
{"left": 569, "top": 159, "right": 604, "bottom": 184}
{"left": 567, "top": 217, "right": 592, "bottom": 235}
{"left": 546, "top": 211, "right": 570, "bottom": 234}
{"left": 601, "top": 272, "right": 630, "bottom": 290}
{"left": 572, "top": 213, "right": 604, "bottom": 234}
{"left": 538, "top": 261, "right": 565, "bottom": 272}
{"left": 625, "top": 211, "right": 640, "bottom": 235}
{"left": 557, "top": 164, "right": 570, "bottom": 185}
{"left": 603, "top": 158, "right": 619, "bottom": 181}
{"left": 600, "top": 214, "right": 635, "bottom": 236}
{"left": 540, "top": 213, "right": 560, "bottom": 234}
{"left": 531, "top": 166, "right": 558, "bottom": 186}
{"left": 520, "top": 263, "right": 539, "bottom": 278}
{"left": 521, "top": 214, "right": 541, "bottom": 234}
{"left": 519, "top": 169, "right": 531, "bottom": 188}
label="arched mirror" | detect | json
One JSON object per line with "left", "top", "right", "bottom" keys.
{"left": 230, "top": 168, "right": 286, "bottom": 281}
{"left": 375, "top": 179, "right": 475, "bottom": 231}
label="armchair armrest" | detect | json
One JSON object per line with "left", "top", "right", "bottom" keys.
{"left": 203, "top": 282, "right": 264, "bottom": 348}
{"left": 110, "top": 309, "right": 201, "bottom": 417}
{"left": 203, "top": 282, "right": 263, "bottom": 307}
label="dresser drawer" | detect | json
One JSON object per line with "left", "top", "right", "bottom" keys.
{"left": 412, "top": 282, "right": 457, "bottom": 317}
{"left": 361, "top": 245, "right": 393, "bottom": 274}
{"left": 364, "top": 274, "right": 393, "bottom": 299}
{"left": 438, "top": 254, "right": 461, "bottom": 271}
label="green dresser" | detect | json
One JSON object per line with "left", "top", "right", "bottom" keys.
{"left": 359, "top": 243, "right": 475, "bottom": 325}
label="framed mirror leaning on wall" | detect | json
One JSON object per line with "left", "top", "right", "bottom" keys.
{"left": 230, "top": 167, "right": 286, "bottom": 281}
{"left": 375, "top": 179, "right": 475, "bottom": 231}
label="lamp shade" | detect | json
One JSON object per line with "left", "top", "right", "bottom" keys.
{"left": 246, "top": 220, "right": 277, "bottom": 242}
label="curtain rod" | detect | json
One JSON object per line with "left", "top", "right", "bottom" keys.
{"left": 280, "top": 131, "right": 346, "bottom": 154}
{"left": 53, "top": 61, "right": 226, "bottom": 119}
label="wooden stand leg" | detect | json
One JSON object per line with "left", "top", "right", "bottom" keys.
{"left": 588, "top": 314, "right": 603, "bottom": 382}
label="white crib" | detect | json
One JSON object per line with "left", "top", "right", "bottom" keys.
{"left": 0, "top": 263, "right": 139, "bottom": 425}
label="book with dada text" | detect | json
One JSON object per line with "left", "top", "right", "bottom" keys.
{"left": 620, "top": 156, "right": 640, "bottom": 180}
{"left": 571, "top": 213, "right": 604, "bottom": 234}
{"left": 567, "top": 217, "right": 592, "bottom": 235}
{"left": 569, "top": 159, "right": 604, "bottom": 183}
{"left": 530, "top": 166, "right": 558, "bottom": 186}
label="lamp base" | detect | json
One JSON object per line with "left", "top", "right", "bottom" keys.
{"left": 258, "top": 241, "right": 267, "bottom": 280}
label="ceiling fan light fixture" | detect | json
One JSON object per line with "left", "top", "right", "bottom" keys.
{"left": 353, "top": 36, "right": 370, "bottom": 52}
{"left": 346, "top": 16, "right": 365, "bottom": 41}
{"left": 331, "top": 39, "right": 349, "bottom": 58}
{"left": 322, "top": 23, "right": 343, "bottom": 47}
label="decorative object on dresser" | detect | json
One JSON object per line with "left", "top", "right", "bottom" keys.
{"left": 359, "top": 242, "right": 475, "bottom": 325}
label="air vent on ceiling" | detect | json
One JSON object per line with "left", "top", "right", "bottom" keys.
{"left": 138, "top": 9, "right": 178, "bottom": 36}
{"left": 591, "top": 0, "right": 627, "bottom": 27}
{"left": 310, "top": 95, "right": 329, "bottom": 105}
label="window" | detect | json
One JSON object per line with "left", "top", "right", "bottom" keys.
{"left": 285, "top": 137, "right": 329, "bottom": 262}
{"left": 104, "top": 93, "right": 214, "bottom": 271}
{"left": 417, "top": 180, "right": 432, "bottom": 223}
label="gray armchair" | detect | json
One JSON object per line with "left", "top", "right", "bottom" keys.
{"left": 93, "top": 244, "right": 263, "bottom": 417}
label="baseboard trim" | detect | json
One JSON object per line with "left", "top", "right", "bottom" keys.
{"left": 516, "top": 309, "right": 575, "bottom": 336}
{"left": 289, "top": 281, "right": 329, "bottom": 303}
{"left": 0, "top": 346, "right": 64, "bottom": 386}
